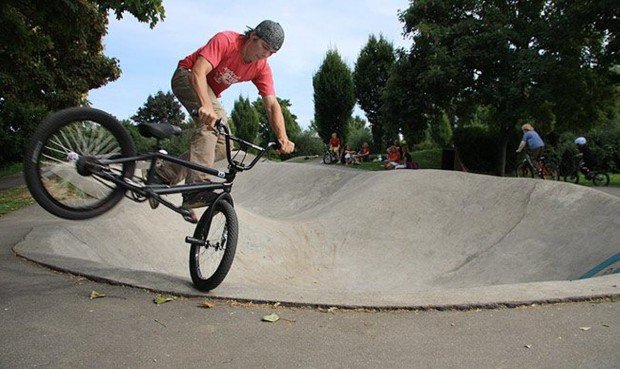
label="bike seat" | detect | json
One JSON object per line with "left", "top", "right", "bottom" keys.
{"left": 138, "top": 123, "right": 183, "bottom": 140}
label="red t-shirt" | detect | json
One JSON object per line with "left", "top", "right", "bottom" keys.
{"left": 329, "top": 137, "right": 341, "bottom": 147}
{"left": 178, "top": 31, "right": 275, "bottom": 98}
{"left": 388, "top": 151, "right": 401, "bottom": 162}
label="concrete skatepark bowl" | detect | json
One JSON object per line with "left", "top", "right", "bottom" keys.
{"left": 14, "top": 162, "right": 620, "bottom": 309}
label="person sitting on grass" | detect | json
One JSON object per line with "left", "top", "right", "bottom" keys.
{"left": 383, "top": 145, "right": 401, "bottom": 169}
{"left": 339, "top": 144, "right": 355, "bottom": 165}
{"left": 353, "top": 142, "right": 371, "bottom": 164}
{"left": 394, "top": 145, "right": 417, "bottom": 169}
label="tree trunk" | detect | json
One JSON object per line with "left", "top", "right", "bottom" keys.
{"left": 496, "top": 127, "right": 510, "bottom": 176}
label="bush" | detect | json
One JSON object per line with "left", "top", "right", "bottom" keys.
{"left": 453, "top": 126, "right": 501, "bottom": 173}
{"left": 290, "top": 130, "right": 324, "bottom": 157}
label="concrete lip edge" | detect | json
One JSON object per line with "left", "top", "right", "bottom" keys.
{"left": 14, "top": 249, "right": 620, "bottom": 310}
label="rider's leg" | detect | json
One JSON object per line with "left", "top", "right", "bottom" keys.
{"left": 159, "top": 67, "right": 228, "bottom": 185}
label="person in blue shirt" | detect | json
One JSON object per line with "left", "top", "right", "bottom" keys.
{"left": 516, "top": 123, "right": 545, "bottom": 160}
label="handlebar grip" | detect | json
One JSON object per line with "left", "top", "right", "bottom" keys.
{"left": 269, "top": 141, "right": 282, "bottom": 150}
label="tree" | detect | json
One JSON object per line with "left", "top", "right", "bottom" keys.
{"left": 131, "top": 90, "right": 185, "bottom": 125}
{"left": 398, "top": 0, "right": 618, "bottom": 175}
{"left": 0, "top": 0, "right": 164, "bottom": 164}
{"left": 252, "top": 97, "right": 301, "bottom": 146}
{"left": 353, "top": 34, "right": 395, "bottom": 151}
{"left": 230, "top": 96, "right": 260, "bottom": 144}
{"left": 313, "top": 49, "right": 356, "bottom": 145}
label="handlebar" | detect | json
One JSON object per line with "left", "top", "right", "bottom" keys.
{"left": 189, "top": 109, "right": 280, "bottom": 172}
{"left": 214, "top": 119, "right": 280, "bottom": 172}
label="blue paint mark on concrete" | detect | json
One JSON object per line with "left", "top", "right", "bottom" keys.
{"left": 580, "top": 253, "right": 620, "bottom": 279}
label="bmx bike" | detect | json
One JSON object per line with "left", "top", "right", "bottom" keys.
{"left": 563, "top": 156, "right": 610, "bottom": 186}
{"left": 516, "top": 152, "right": 559, "bottom": 180}
{"left": 23, "top": 106, "right": 279, "bottom": 292}
{"left": 322, "top": 149, "right": 339, "bottom": 164}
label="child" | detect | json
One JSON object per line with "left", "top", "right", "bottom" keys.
{"left": 574, "top": 137, "right": 597, "bottom": 178}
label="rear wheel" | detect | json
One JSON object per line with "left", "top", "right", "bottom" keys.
{"left": 189, "top": 200, "right": 238, "bottom": 292}
{"left": 516, "top": 163, "right": 534, "bottom": 178}
{"left": 592, "top": 172, "right": 610, "bottom": 187}
{"left": 23, "top": 107, "right": 136, "bottom": 220}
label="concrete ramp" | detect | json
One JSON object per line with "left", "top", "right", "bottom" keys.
{"left": 14, "top": 161, "right": 620, "bottom": 308}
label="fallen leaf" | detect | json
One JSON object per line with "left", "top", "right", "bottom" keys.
{"left": 524, "top": 345, "right": 532, "bottom": 349}
{"left": 602, "top": 324, "right": 609, "bottom": 328}
{"left": 153, "top": 295, "right": 174, "bottom": 305}
{"left": 198, "top": 301, "right": 215, "bottom": 309}
{"left": 262, "top": 313, "right": 280, "bottom": 323}
{"left": 580, "top": 327, "right": 591, "bottom": 331}
{"left": 89, "top": 290, "right": 106, "bottom": 300}
{"left": 273, "top": 302, "right": 281, "bottom": 308}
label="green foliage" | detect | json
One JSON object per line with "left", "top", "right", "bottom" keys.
{"left": 131, "top": 90, "right": 186, "bottom": 125}
{"left": 253, "top": 97, "right": 301, "bottom": 146}
{"left": 429, "top": 111, "right": 453, "bottom": 148}
{"left": 97, "top": 0, "right": 165, "bottom": 28}
{"left": 381, "top": 51, "right": 428, "bottom": 151}
{"left": 231, "top": 96, "right": 259, "bottom": 144}
{"left": 353, "top": 34, "right": 396, "bottom": 149}
{"left": 313, "top": 49, "right": 356, "bottom": 145}
{"left": 347, "top": 116, "right": 372, "bottom": 151}
{"left": 397, "top": 0, "right": 618, "bottom": 174}
{"left": 453, "top": 126, "right": 502, "bottom": 174}
{"left": 0, "top": 0, "right": 165, "bottom": 164}
{"left": 292, "top": 130, "right": 325, "bottom": 157}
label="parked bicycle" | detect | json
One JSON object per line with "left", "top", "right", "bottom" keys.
{"left": 322, "top": 148, "right": 339, "bottom": 164}
{"left": 563, "top": 155, "right": 610, "bottom": 186}
{"left": 516, "top": 152, "right": 559, "bottom": 180}
{"left": 24, "top": 107, "right": 279, "bottom": 292}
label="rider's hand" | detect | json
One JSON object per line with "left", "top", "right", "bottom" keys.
{"left": 198, "top": 106, "right": 218, "bottom": 129}
{"left": 277, "top": 137, "right": 295, "bottom": 154}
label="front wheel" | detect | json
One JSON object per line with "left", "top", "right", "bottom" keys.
{"left": 23, "top": 107, "right": 136, "bottom": 220}
{"left": 323, "top": 152, "right": 334, "bottom": 164}
{"left": 592, "top": 172, "right": 610, "bottom": 187}
{"left": 563, "top": 170, "right": 579, "bottom": 184}
{"left": 189, "top": 200, "right": 238, "bottom": 292}
{"left": 516, "top": 163, "right": 534, "bottom": 178}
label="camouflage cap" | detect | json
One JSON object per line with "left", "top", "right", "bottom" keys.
{"left": 251, "top": 20, "right": 284, "bottom": 51}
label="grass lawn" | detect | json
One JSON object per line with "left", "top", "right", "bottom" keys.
{"left": 0, "top": 162, "right": 22, "bottom": 177}
{"left": 562, "top": 172, "right": 620, "bottom": 187}
{"left": 0, "top": 186, "right": 34, "bottom": 217}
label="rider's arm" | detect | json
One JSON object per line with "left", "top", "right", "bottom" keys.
{"left": 516, "top": 140, "right": 526, "bottom": 152}
{"left": 262, "top": 95, "right": 295, "bottom": 154}
{"left": 190, "top": 56, "right": 218, "bottom": 128}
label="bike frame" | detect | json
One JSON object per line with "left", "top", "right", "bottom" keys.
{"left": 81, "top": 122, "right": 277, "bottom": 219}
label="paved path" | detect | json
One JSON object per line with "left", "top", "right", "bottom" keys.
{"left": 1, "top": 207, "right": 618, "bottom": 368}
{"left": 1, "top": 168, "right": 618, "bottom": 368}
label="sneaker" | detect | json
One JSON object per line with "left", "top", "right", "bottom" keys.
{"left": 182, "top": 190, "right": 219, "bottom": 209}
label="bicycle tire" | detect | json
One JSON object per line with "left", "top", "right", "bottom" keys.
{"left": 516, "top": 163, "right": 534, "bottom": 178}
{"left": 23, "top": 107, "right": 136, "bottom": 220}
{"left": 592, "top": 172, "right": 610, "bottom": 187}
{"left": 189, "top": 200, "right": 238, "bottom": 292}
{"left": 563, "top": 171, "right": 579, "bottom": 184}
{"left": 323, "top": 152, "right": 334, "bottom": 164}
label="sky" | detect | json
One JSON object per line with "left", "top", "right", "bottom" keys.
{"left": 88, "top": 0, "right": 412, "bottom": 129}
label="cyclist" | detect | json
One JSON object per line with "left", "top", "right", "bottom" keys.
{"left": 157, "top": 20, "right": 295, "bottom": 210}
{"left": 574, "top": 136, "right": 597, "bottom": 178}
{"left": 516, "top": 123, "right": 545, "bottom": 171}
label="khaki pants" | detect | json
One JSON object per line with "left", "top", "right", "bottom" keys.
{"left": 158, "top": 67, "right": 228, "bottom": 184}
